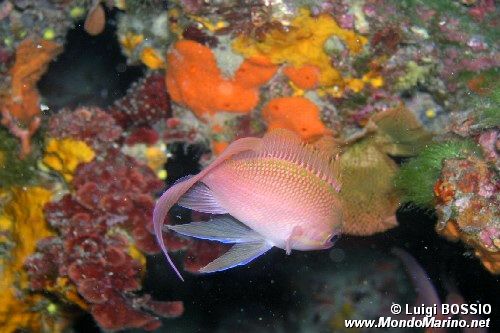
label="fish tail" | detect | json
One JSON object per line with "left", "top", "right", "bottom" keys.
{"left": 153, "top": 178, "right": 199, "bottom": 281}
{"left": 153, "top": 137, "right": 262, "bottom": 280}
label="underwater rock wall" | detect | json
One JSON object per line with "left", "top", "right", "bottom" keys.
{"left": 0, "top": 0, "right": 498, "bottom": 332}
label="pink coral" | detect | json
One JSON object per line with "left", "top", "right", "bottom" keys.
{"left": 478, "top": 129, "right": 499, "bottom": 165}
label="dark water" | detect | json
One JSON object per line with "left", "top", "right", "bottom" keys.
{"left": 38, "top": 12, "right": 143, "bottom": 111}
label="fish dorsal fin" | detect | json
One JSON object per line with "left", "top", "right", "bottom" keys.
{"left": 173, "top": 174, "right": 194, "bottom": 185}
{"left": 257, "top": 129, "right": 340, "bottom": 191}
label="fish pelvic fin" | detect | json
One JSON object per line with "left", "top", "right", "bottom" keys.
{"left": 153, "top": 137, "right": 262, "bottom": 281}
{"left": 166, "top": 215, "right": 263, "bottom": 243}
{"left": 285, "top": 226, "right": 305, "bottom": 255}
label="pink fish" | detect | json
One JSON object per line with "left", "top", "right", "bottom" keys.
{"left": 153, "top": 129, "right": 343, "bottom": 280}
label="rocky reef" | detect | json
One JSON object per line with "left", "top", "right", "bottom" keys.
{"left": 0, "top": 0, "right": 498, "bottom": 332}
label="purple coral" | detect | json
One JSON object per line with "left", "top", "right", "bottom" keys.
{"left": 27, "top": 103, "right": 232, "bottom": 329}
{"left": 25, "top": 155, "right": 184, "bottom": 330}
{"left": 26, "top": 104, "right": 189, "bottom": 330}
{"left": 47, "top": 107, "right": 122, "bottom": 151}
{"left": 109, "top": 72, "right": 171, "bottom": 128}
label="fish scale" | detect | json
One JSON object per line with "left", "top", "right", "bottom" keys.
{"left": 203, "top": 155, "right": 340, "bottom": 247}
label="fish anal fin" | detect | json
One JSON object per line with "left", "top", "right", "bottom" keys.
{"left": 178, "top": 182, "right": 228, "bottom": 214}
{"left": 199, "top": 241, "right": 272, "bottom": 273}
{"left": 166, "top": 215, "right": 263, "bottom": 244}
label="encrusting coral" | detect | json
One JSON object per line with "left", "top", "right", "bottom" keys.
{"left": 47, "top": 107, "right": 122, "bottom": 153}
{"left": 24, "top": 103, "right": 233, "bottom": 330}
{"left": 27, "top": 148, "right": 185, "bottom": 330}
{"left": 109, "top": 72, "right": 171, "bottom": 128}
{"left": 25, "top": 106, "right": 186, "bottom": 330}
{"left": 435, "top": 156, "right": 499, "bottom": 274}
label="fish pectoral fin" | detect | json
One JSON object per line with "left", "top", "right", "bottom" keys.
{"left": 285, "top": 226, "right": 305, "bottom": 255}
{"left": 199, "top": 241, "right": 273, "bottom": 273}
{"left": 165, "top": 215, "right": 264, "bottom": 244}
{"left": 177, "top": 181, "right": 228, "bottom": 214}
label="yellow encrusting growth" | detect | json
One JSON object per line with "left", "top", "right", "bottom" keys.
{"left": 43, "top": 138, "right": 95, "bottom": 182}
{"left": 140, "top": 47, "right": 166, "bottom": 69}
{"left": 188, "top": 15, "right": 229, "bottom": 32}
{"left": 119, "top": 32, "right": 144, "bottom": 55}
{"left": 232, "top": 8, "right": 367, "bottom": 88}
{"left": 145, "top": 146, "right": 168, "bottom": 172}
{"left": 0, "top": 187, "right": 67, "bottom": 333}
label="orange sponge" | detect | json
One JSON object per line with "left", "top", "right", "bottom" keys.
{"left": 235, "top": 55, "right": 277, "bottom": 88}
{"left": 283, "top": 65, "right": 320, "bottom": 89}
{"left": 262, "top": 96, "right": 326, "bottom": 141}
{"left": 166, "top": 40, "right": 277, "bottom": 118}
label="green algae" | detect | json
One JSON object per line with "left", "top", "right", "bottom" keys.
{"left": 0, "top": 127, "right": 37, "bottom": 187}
{"left": 395, "top": 139, "right": 481, "bottom": 208}
{"left": 394, "top": 61, "right": 433, "bottom": 92}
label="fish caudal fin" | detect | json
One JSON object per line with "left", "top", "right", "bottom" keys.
{"left": 166, "top": 215, "right": 263, "bottom": 243}
{"left": 154, "top": 179, "right": 199, "bottom": 281}
{"left": 200, "top": 241, "right": 273, "bottom": 273}
{"left": 178, "top": 182, "right": 228, "bottom": 214}
{"left": 153, "top": 137, "right": 262, "bottom": 281}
